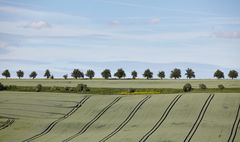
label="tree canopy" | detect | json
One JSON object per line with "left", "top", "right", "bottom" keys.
{"left": 63, "top": 74, "right": 68, "bottom": 79}
{"left": 29, "top": 71, "right": 37, "bottom": 79}
{"left": 214, "top": 69, "right": 224, "bottom": 79}
{"left": 158, "top": 71, "right": 165, "bottom": 79}
{"left": 71, "top": 69, "right": 84, "bottom": 79}
{"left": 114, "top": 68, "right": 126, "bottom": 79}
{"left": 170, "top": 68, "right": 181, "bottom": 79}
{"left": 44, "top": 69, "right": 51, "bottom": 79}
{"left": 143, "top": 69, "right": 153, "bottom": 79}
{"left": 86, "top": 69, "right": 95, "bottom": 79}
{"left": 228, "top": 70, "right": 238, "bottom": 79}
{"left": 2, "top": 69, "right": 10, "bottom": 79}
{"left": 16, "top": 70, "right": 24, "bottom": 79}
{"left": 185, "top": 68, "right": 195, "bottom": 79}
{"left": 101, "top": 69, "right": 111, "bottom": 79}
{"left": 131, "top": 70, "right": 137, "bottom": 79}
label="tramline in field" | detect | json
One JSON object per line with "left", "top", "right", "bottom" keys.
{"left": 0, "top": 92, "right": 239, "bottom": 142}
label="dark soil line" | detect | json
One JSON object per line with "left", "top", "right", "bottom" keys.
{"left": 228, "top": 104, "right": 240, "bottom": 142}
{"left": 22, "top": 96, "right": 91, "bottom": 142}
{"left": 63, "top": 97, "right": 122, "bottom": 142}
{"left": 139, "top": 95, "right": 182, "bottom": 142}
{"left": 184, "top": 94, "right": 214, "bottom": 142}
{"left": 99, "top": 96, "right": 151, "bottom": 142}
{"left": 0, "top": 119, "right": 15, "bottom": 130}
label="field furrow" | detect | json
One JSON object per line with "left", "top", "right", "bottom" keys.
{"left": 139, "top": 95, "right": 182, "bottom": 142}
{"left": 99, "top": 96, "right": 151, "bottom": 142}
{"left": 62, "top": 97, "right": 122, "bottom": 142}
{"left": 228, "top": 105, "right": 240, "bottom": 142}
{"left": 0, "top": 91, "right": 240, "bottom": 142}
{"left": 228, "top": 104, "right": 240, "bottom": 142}
{"left": 68, "top": 95, "right": 147, "bottom": 142}
{"left": 0, "top": 118, "right": 15, "bottom": 130}
{"left": 32, "top": 95, "right": 119, "bottom": 142}
{"left": 184, "top": 94, "right": 215, "bottom": 142}
{"left": 190, "top": 93, "right": 240, "bottom": 142}
{"left": 22, "top": 96, "right": 90, "bottom": 142}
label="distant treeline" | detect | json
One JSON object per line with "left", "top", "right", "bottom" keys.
{"left": 1, "top": 68, "right": 239, "bottom": 80}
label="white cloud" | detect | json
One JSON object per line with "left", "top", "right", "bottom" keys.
{"left": 108, "top": 32, "right": 210, "bottom": 41}
{"left": 23, "top": 21, "right": 50, "bottom": 29}
{"left": 109, "top": 20, "right": 120, "bottom": 26}
{"left": 213, "top": 31, "right": 240, "bottom": 39}
{"left": 0, "top": 41, "right": 8, "bottom": 48}
{"left": 0, "top": 6, "right": 88, "bottom": 21}
{"left": 96, "top": 0, "right": 217, "bottom": 16}
{"left": 0, "top": 21, "right": 104, "bottom": 37}
{"left": 0, "top": 20, "right": 210, "bottom": 41}
{"left": 148, "top": 18, "right": 160, "bottom": 24}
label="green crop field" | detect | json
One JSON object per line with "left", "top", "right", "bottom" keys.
{"left": 0, "top": 91, "right": 239, "bottom": 142}
{"left": 1, "top": 79, "right": 240, "bottom": 88}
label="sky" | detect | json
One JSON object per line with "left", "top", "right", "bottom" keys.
{"left": 0, "top": 0, "right": 240, "bottom": 78}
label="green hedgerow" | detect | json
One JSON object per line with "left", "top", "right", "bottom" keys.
{"left": 35, "top": 84, "right": 42, "bottom": 92}
{"left": 0, "top": 82, "right": 5, "bottom": 91}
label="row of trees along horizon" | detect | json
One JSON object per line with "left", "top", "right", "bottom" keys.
{"left": 1, "top": 68, "right": 239, "bottom": 80}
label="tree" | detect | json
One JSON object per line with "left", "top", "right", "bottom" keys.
{"left": 101, "top": 69, "right": 111, "bottom": 79}
{"left": 44, "top": 69, "right": 51, "bottom": 79}
{"left": 185, "top": 68, "right": 195, "bottom": 79}
{"left": 71, "top": 69, "right": 84, "bottom": 79}
{"left": 79, "top": 71, "right": 84, "bottom": 78}
{"left": 16, "top": 70, "right": 24, "bottom": 79}
{"left": 228, "top": 70, "right": 238, "bottom": 79}
{"left": 63, "top": 74, "right": 68, "bottom": 79}
{"left": 214, "top": 69, "right": 224, "bottom": 79}
{"left": 86, "top": 70, "right": 95, "bottom": 79}
{"left": 183, "top": 83, "right": 192, "bottom": 92}
{"left": 50, "top": 75, "right": 54, "bottom": 79}
{"left": 131, "top": 70, "right": 137, "bottom": 79}
{"left": 2, "top": 69, "right": 10, "bottom": 79}
{"left": 143, "top": 69, "right": 153, "bottom": 79}
{"left": 29, "top": 71, "right": 37, "bottom": 79}
{"left": 114, "top": 68, "right": 126, "bottom": 79}
{"left": 158, "top": 71, "right": 165, "bottom": 79}
{"left": 170, "top": 68, "right": 181, "bottom": 79}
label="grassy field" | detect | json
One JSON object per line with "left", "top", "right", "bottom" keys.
{"left": 0, "top": 91, "right": 239, "bottom": 142}
{"left": 1, "top": 79, "right": 240, "bottom": 88}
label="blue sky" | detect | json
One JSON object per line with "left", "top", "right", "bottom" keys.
{"left": 0, "top": 0, "right": 240, "bottom": 77}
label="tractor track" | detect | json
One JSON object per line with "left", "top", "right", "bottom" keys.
{"left": 183, "top": 94, "right": 214, "bottom": 142}
{"left": 228, "top": 104, "right": 240, "bottom": 142}
{"left": 0, "top": 118, "right": 15, "bottom": 130}
{"left": 139, "top": 95, "right": 182, "bottom": 142}
{"left": 62, "top": 97, "right": 122, "bottom": 142}
{"left": 22, "top": 96, "right": 90, "bottom": 142}
{"left": 99, "top": 96, "right": 151, "bottom": 142}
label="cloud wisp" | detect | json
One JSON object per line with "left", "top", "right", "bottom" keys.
{"left": 148, "top": 18, "right": 160, "bottom": 24}
{"left": 213, "top": 31, "right": 240, "bottom": 39}
{"left": 23, "top": 21, "right": 51, "bottom": 29}
{"left": 0, "top": 5, "right": 88, "bottom": 21}
{"left": 96, "top": 0, "right": 218, "bottom": 17}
